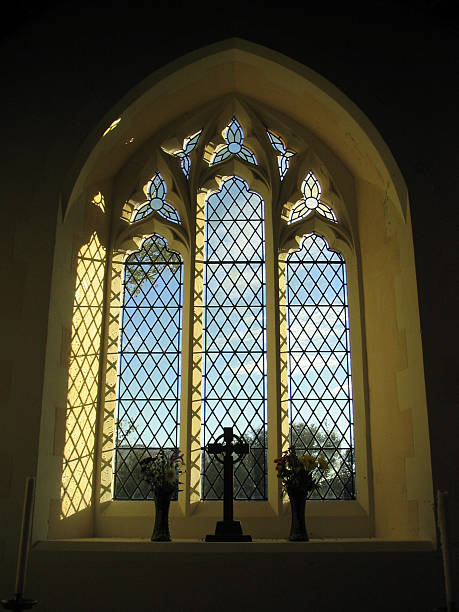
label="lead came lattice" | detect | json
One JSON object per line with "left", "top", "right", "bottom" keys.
{"left": 284, "top": 234, "right": 355, "bottom": 499}
{"left": 201, "top": 177, "right": 267, "bottom": 501}
{"left": 114, "top": 234, "right": 183, "bottom": 499}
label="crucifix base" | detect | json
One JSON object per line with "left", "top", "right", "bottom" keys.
{"left": 205, "top": 520, "right": 252, "bottom": 542}
{"left": 1, "top": 596, "right": 38, "bottom": 611}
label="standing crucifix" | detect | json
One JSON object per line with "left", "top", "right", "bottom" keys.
{"left": 205, "top": 427, "right": 252, "bottom": 542}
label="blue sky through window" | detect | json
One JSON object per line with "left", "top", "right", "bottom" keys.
{"left": 285, "top": 234, "right": 355, "bottom": 498}
{"left": 201, "top": 176, "right": 267, "bottom": 500}
{"left": 115, "top": 236, "right": 183, "bottom": 450}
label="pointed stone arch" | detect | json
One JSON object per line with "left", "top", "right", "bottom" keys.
{"left": 36, "top": 38, "right": 435, "bottom": 544}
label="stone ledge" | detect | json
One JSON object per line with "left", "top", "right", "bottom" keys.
{"left": 33, "top": 538, "right": 436, "bottom": 553}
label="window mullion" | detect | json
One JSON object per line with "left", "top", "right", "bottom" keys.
{"left": 264, "top": 198, "right": 284, "bottom": 515}
{"left": 177, "top": 238, "right": 196, "bottom": 516}
{"left": 188, "top": 191, "right": 207, "bottom": 505}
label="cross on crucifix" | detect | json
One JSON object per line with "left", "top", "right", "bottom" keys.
{"left": 205, "top": 427, "right": 252, "bottom": 542}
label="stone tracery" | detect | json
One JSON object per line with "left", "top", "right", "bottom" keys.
{"left": 112, "top": 105, "right": 355, "bottom": 504}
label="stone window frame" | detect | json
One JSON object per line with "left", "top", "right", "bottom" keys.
{"left": 37, "top": 43, "right": 435, "bottom": 545}
{"left": 93, "top": 97, "right": 371, "bottom": 539}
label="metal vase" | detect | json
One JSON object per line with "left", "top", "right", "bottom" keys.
{"left": 287, "top": 489, "right": 309, "bottom": 541}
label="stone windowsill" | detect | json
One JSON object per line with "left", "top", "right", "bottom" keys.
{"left": 33, "top": 538, "right": 436, "bottom": 553}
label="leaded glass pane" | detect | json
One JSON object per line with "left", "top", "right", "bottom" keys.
{"left": 201, "top": 177, "right": 267, "bottom": 500}
{"left": 114, "top": 234, "right": 183, "bottom": 499}
{"left": 173, "top": 130, "right": 202, "bottom": 178}
{"left": 316, "top": 202, "right": 337, "bottom": 222}
{"left": 284, "top": 234, "right": 355, "bottom": 499}
{"left": 133, "top": 173, "right": 180, "bottom": 224}
{"left": 266, "top": 130, "right": 285, "bottom": 153}
{"left": 226, "top": 118, "right": 244, "bottom": 145}
{"left": 212, "top": 147, "right": 232, "bottom": 165}
{"left": 237, "top": 146, "right": 258, "bottom": 165}
{"left": 266, "top": 129, "right": 295, "bottom": 179}
{"left": 210, "top": 118, "right": 257, "bottom": 166}
{"left": 289, "top": 172, "right": 337, "bottom": 224}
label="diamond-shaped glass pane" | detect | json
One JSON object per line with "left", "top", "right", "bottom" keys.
{"left": 284, "top": 234, "right": 355, "bottom": 499}
{"left": 114, "top": 234, "right": 183, "bottom": 500}
{"left": 201, "top": 177, "right": 267, "bottom": 500}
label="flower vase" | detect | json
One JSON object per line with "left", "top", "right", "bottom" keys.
{"left": 287, "top": 488, "right": 309, "bottom": 541}
{"left": 151, "top": 491, "right": 172, "bottom": 542}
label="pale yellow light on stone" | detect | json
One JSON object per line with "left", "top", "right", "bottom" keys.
{"left": 99, "top": 255, "right": 124, "bottom": 504}
{"left": 60, "top": 231, "right": 106, "bottom": 518}
{"left": 278, "top": 254, "right": 290, "bottom": 458}
{"left": 102, "top": 117, "right": 121, "bottom": 137}
{"left": 91, "top": 192, "right": 106, "bottom": 213}
{"left": 188, "top": 191, "right": 207, "bottom": 505}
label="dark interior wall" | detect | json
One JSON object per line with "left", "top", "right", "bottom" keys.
{"left": 28, "top": 547, "right": 443, "bottom": 612}
{"left": 1, "top": 1, "right": 457, "bottom": 607}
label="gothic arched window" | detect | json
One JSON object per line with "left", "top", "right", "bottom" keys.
{"left": 111, "top": 110, "right": 357, "bottom": 507}
{"left": 45, "top": 47, "right": 433, "bottom": 544}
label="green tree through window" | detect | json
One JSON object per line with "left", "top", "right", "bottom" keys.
{"left": 114, "top": 234, "right": 183, "bottom": 499}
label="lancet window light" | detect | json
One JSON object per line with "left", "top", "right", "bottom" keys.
{"left": 114, "top": 235, "right": 183, "bottom": 499}
{"left": 201, "top": 176, "right": 267, "bottom": 500}
{"left": 113, "top": 111, "right": 356, "bottom": 501}
{"left": 284, "top": 234, "right": 355, "bottom": 499}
